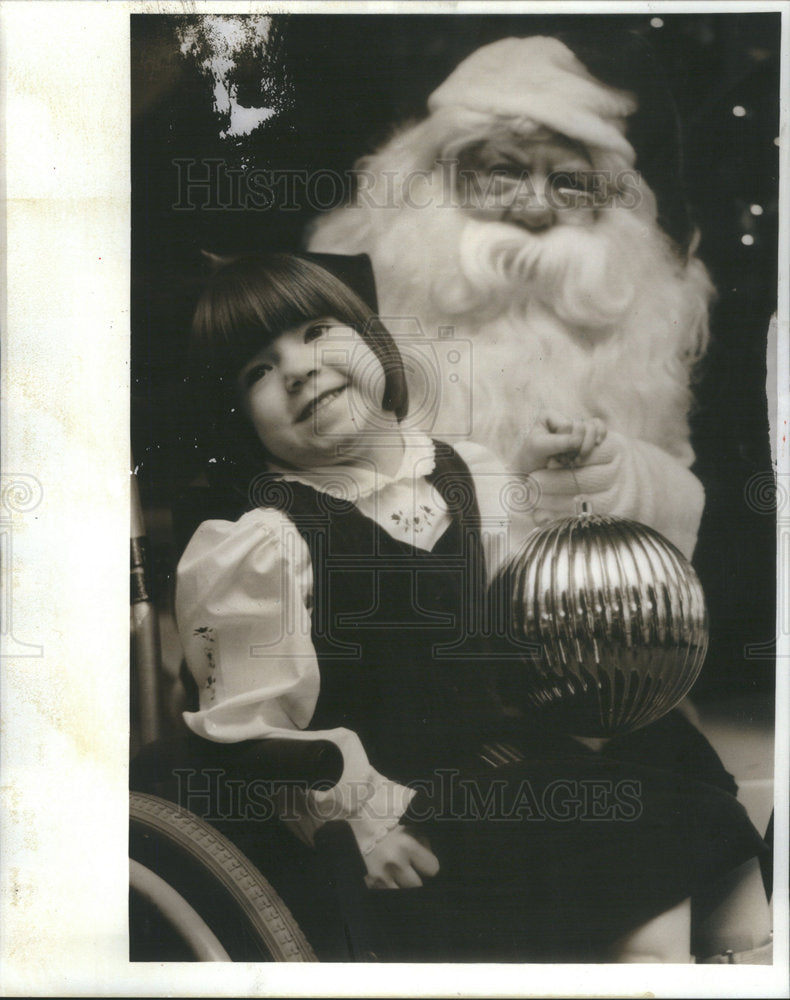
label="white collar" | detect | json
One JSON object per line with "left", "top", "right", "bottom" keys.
{"left": 267, "top": 433, "right": 437, "bottom": 500}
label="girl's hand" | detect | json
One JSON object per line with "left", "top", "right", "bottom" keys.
{"left": 516, "top": 410, "right": 606, "bottom": 475}
{"left": 362, "top": 825, "right": 440, "bottom": 889}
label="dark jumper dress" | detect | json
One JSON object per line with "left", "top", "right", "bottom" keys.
{"left": 242, "top": 441, "right": 768, "bottom": 962}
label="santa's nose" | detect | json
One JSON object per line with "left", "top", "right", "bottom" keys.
{"left": 505, "top": 193, "right": 555, "bottom": 231}
{"left": 508, "top": 204, "right": 555, "bottom": 231}
{"left": 503, "top": 175, "right": 556, "bottom": 231}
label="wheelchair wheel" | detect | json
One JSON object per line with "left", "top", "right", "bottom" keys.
{"left": 130, "top": 791, "right": 317, "bottom": 961}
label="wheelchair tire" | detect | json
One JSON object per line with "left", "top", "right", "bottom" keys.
{"left": 130, "top": 791, "right": 317, "bottom": 961}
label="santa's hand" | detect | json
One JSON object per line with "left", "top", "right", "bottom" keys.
{"left": 530, "top": 430, "right": 650, "bottom": 524}
{"left": 362, "top": 825, "right": 440, "bottom": 890}
{"left": 528, "top": 431, "right": 705, "bottom": 560}
{"left": 516, "top": 410, "right": 606, "bottom": 475}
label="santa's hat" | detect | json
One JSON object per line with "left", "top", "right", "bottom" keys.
{"left": 428, "top": 36, "right": 638, "bottom": 165}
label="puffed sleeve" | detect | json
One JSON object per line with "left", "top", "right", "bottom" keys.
{"left": 176, "top": 507, "right": 416, "bottom": 855}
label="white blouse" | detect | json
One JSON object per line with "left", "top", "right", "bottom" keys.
{"left": 176, "top": 435, "right": 535, "bottom": 855}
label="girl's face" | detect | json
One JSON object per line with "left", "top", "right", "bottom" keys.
{"left": 236, "top": 316, "right": 396, "bottom": 470}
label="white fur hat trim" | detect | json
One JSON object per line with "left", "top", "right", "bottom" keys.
{"left": 428, "top": 36, "right": 638, "bottom": 164}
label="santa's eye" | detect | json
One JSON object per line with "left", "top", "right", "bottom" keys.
{"left": 550, "top": 170, "right": 596, "bottom": 193}
{"left": 488, "top": 163, "right": 526, "bottom": 180}
{"left": 556, "top": 171, "right": 585, "bottom": 190}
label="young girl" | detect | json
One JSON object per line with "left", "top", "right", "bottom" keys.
{"left": 176, "top": 251, "right": 770, "bottom": 963}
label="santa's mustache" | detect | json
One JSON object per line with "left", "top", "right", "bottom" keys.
{"left": 432, "top": 208, "right": 657, "bottom": 331}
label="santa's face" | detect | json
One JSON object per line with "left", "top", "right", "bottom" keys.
{"left": 453, "top": 126, "right": 597, "bottom": 232}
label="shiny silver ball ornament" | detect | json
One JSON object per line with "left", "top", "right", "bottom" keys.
{"left": 494, "top": 509, "right": 708, "bottom": 737}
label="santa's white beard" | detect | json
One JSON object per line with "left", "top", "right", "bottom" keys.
{"left": 309, "top": 171, "right": 713, "bottom": 470}
{"left": 438, "top": 212, "right": 651, "bottom": 330}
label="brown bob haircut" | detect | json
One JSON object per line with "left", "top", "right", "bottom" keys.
{"left": 188, "top": 252, "right": 409, "bottom": 484}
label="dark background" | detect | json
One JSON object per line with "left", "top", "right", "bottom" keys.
{"left": 131, "top": 12, "right": 780, "bottom": 699}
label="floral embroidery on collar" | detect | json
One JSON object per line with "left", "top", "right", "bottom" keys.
{"left": 391, "top": 504, "right": 435, "bottom": 534}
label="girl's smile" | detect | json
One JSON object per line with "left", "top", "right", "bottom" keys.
{"left": 237, "top": 316, "right": 401, "bottom": 471}
{"left": 295, "top": 383, "right": 348, "bottom": 424}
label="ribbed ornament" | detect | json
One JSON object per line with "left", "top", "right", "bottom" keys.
{"left": 494, "top": 510, "right": 708, "bottom": 737}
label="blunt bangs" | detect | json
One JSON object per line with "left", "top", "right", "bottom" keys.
{"left": 190, "top": 252, "right": 408, "bottom": 421}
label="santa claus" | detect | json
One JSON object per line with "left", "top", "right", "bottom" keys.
{"left": 308, "top": 35, "right": 714, "bottom": 559}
